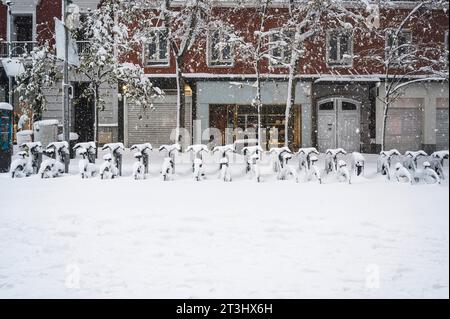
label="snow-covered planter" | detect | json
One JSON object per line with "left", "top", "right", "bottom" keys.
{"left": 10, "top": 152, "right": 32, "bottom": 178}
{"left": 73, "top": 142, "right": 96, "bottom": 164}
{"left": 161, "top": 157, "right": 175, "bottom": 181}
{"left": 159, "top": 144, "right": 181, "bottom": 174}
{"left": 351, "top": 152, "right": 365, "bottom": 177}
{"left": 377, "top": 149, "right": 401, "bottom": 180}
{"left": 38, "top": 159, "right": 65, "bottom": 179}
{"left": 337, "top": 160, "right": 351, "bottom": 184}
{"left": 19, "top": 142, "right": 43, "bottom": 174}
{"left": 132, "top": 152, "right": 145, "bottom": 180}
{"left": 130, "top": 143, "right": 153, "bottom": 174}
{"left": 429, "top": 150, "right": 449, "bottom": 180}
{"left": 76, "top": 147, "right": 98, "bottom": 179}
{"left": 297, "top": 147, "right": 319, "bottom": 172}
{"left": 186, "top": 144, "right": 209, "bottom": 173}
{"left": 102, "top": 143, "right": 125, "bottom": 176}
{"left": 403, "top": 150, "right": 428, "bottom": 172}
{"left": 242, "top": 146, "right": 264, "bottom": 175}
{"left": 99, "top": 154, "right": 119, "bottom": 180}
{"left": 325, "top": 148, "right": 347, "bottom": 174}
{"left": 394, "top": 163, "right": 413, "bottom": 184}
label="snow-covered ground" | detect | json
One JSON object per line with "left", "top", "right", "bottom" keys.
{"left": 0, "top": 149, "right": 448, "bottom": 298}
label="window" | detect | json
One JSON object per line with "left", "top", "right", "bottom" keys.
{"left": 342, "top": 101, "right": 357, "bottom": 111}
{"left": 326, "top": 30, "right": 353, "bottom": 67}
{"left": 319, "top": 102, "right": 334, "bottom": 111}
{"left": 385, "top": 29, "right": 412, "bottom": 66}
{"left": 208, "top": 29, "right": 233, "bottom": 67}
{"left": 145, "top": 29, "right": 169, "bottom": 66}
{"left": 269, "top": 31, "right": 294, "bottom": 67}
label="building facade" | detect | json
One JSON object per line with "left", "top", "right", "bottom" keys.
{"left": 1, "top": 0, "right": 449, "bottom": 153}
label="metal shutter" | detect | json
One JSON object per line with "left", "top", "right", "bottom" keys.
{"left": 386, "top": 107, "right": 423, "bottom": 153}
{"left": 436, "top": 108, "right": 449, "bottom": 151}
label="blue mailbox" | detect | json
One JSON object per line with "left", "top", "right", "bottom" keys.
{"left": 0, "top": 102, "right": 13, "bottom": 173}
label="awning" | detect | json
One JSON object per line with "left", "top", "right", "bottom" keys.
{"left": 314, "top": 76, "right": 381, "bottom": 83}
{"left": 1, "top": 58, "right": 25, "bottom": 77}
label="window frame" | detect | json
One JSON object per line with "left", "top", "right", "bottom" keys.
{"left": 268, "top": 29, "right": 296, "bottom": 68}
{"left": 207, "top": 28, "right": 234, "bottom": 68}
{"left": 385, "top": 28, "right": 413, "bottom": 68}
{"left": 326, "top": 29, "right": 354, "bottom": 68}
{"left": 143, "top": 28, "right": 170, "bottom": 67}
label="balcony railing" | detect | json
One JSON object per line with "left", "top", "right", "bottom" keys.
{"left": 0, "top": 41, "right": 37, "bottom": 58}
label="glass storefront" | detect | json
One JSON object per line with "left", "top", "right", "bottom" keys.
{"left": 210, "top": 104, "right": 301, "bottom": 150}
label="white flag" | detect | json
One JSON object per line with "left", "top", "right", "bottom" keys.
{"left": 55, "top": 18, "right": 80, "bottom": 67}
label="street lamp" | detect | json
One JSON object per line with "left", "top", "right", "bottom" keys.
{"left": 6, "top": 1, "right": 13, "bottom": 107}
{"left": 61, "top": 0, "right": 80, "bottom": 172}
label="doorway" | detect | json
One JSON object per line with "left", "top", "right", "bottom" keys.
{"left": 73, "top": 83, "right": 95, "bottom": 142}
{"left": 317, "top": 98, "right": 360, "bottom": 152}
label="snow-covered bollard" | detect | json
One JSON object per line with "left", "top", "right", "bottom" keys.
{"left": 429, "top": 150, "right": 449, "bottom": 180}
{"left": 242, "top": 145, "right": 264, "bottom": 175}
{"left": 73, "top": 142, "right": 96, "bottom": 164}
{"left": 130, "top": 143, "right": 152, "bottom": 174}
{"left": 132, "top": 152, "right": 145, "bottom": 180}
{"left": 186, "top": 144, "right": 209, "bottom": 173}
{"left": 419, "top": 161, "right": 441, "bottom": 184}
{"left": 19, "top": 142, "right": 43, "bottom": 174}
{"left": 38, "top": 159, "right": 65, "bottom": 179}
{"left": 76, "top": 147, "right": 98, "bottom": 179}
{"left": 325, "top": 148, "right": 347, "bottom": 174}
{"left": 102, "top": 143, "right": 125, "bottom": 176}
{"left": 394, "top": 163, "right": 413, "bottom": 184}
{"left": 159, "top": 144, "right": 181, "bottom": 174}
{"left": 377, "top": 149, "right": 401, "bottom": 180}
{"left": 297, "top": 147, "right": 319, "bottom": 172}
{"left": 336, "top": 160, "right": 351, "bottom": 184}
{"left": 99, "top": 154, "right": 119, "bottom": 180}
{"left": 351, "top": 152, "right": 365, "bottom": 176}
{"left": 161, "top": 157, "right": 174, "bottom": 181}
{"left": 403, "top": 150, "right": 428, "bottom": 172}
{"left": 10, "top": 151, "right": 32, "bottom": 178}
{"left": 306, "top": 155, "right": 322, "bottom": 184}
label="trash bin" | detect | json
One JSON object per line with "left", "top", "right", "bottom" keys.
{"left": 0, "top": 102, "right": 13, "bottom": 173}
{"left": 58, "top": 132, "right": 79, "bottom": 159}
{"left": 33, "top": 119, "right": 59, "bottom": 149}
{"left": 16, "top": 129, "right": 33, "bottom": 145}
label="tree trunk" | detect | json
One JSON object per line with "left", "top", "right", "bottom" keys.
{"left": 285, "top": 65, "right": 297, "bottom": 148}
{"left": 175, "top": 57, "right": 185, "bottom": 148}
{"left": 255, "top": 67, "right": 262, "bottom": 148}
{"left": 381, "top": 82, "right": 390, "bottom": 152}
{"left": 94, "top": 84, "right": 100, "bottom": 157}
